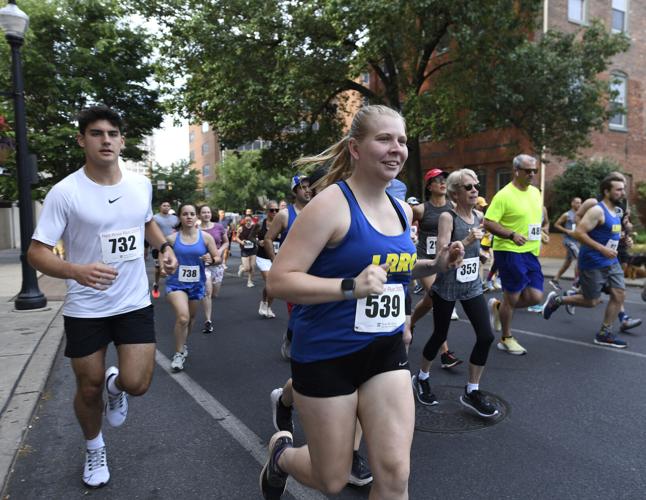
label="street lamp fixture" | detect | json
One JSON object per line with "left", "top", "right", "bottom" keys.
{"left": 0, "top": 0, "right": 46, "bottom": 310}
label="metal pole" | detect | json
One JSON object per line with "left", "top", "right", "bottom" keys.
{"left": 7, "top": 33, "right": 46, "bottom": 310}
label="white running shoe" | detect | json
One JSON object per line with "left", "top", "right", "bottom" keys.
{"left": 266, "top": 306, "right": 276, "bottom": 319}
{"left": 171, "top": 352, "right": 185, "bottom": 372}
{"left": 247, "top": 281, "right": 255, "bottom": 288}
{"left": 104, "top": 366, "right": 127, "bottom": 427}
{"left": 487, "top": 298, "right": 502, "bottom": 332}
{"left": 259, "top": 301, "right": 268, "bottom": 317}
{"left": 451, "top": 308, "right": 459, "bottom": 320}
{"left": 83, "top": 446, "right": 110, "bottom": 488}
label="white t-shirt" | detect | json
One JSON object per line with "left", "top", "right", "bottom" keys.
{"left": 32, "top": 167, "right": 153, "bottom": 318}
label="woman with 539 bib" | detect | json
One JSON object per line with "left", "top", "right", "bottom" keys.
{"left": 165, "top": 204, "right": 220, "bottom": 373}
{"left": 261, "top": 105, "right": 463, "bottom": 499}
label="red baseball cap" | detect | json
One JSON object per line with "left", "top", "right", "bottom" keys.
{"left": 424, "top": 168, "right": 448, "bottom": 184}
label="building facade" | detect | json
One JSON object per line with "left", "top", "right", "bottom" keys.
{"left": 188, "top": 122, "right": 221, "bottom": 195}
{"left": 422, "top": 0, "right": 645, "bottom": 205}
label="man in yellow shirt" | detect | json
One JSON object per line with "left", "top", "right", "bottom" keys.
{"left": 483, "top": 154, "right": 546, "bottom": 355}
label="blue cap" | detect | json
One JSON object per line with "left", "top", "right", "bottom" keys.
{"left": 291, "top": 174, "right": 309, "bottom": 191}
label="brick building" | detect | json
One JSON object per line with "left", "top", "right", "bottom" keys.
{"left": 188, "top": 122, "right": 221, "bottom": 196}
{"left": 423, "top": 0, "right": 645, "bottom": 205}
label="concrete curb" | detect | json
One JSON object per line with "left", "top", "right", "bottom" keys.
{"left": 0, "top": 304, "right": 65, "bottom": 496}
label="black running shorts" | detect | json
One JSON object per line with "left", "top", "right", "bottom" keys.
{"left": 63, "top": 305, "right": 156, "bottom": 358}
{"left": 291, "top": 333, "right": 409, "bottom": 398}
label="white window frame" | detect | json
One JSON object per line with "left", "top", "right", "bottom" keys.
{"left": 611, "top": 0, "right": 628, "bottom": 34}
{"left": 568, "top": 0, "right": 586, "bottom": 24}
{"left": 609, "top": 73, "right": 627, "bottom": 131}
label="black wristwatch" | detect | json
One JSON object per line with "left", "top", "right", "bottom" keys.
{"left": 508, "top": 232, "right": 516, "bottom": 240}
{"left": 159, "top": 242, "right": 171, "bottom": 254}
{"left": 341, "top": 278, "right": 355, "bottom": 300}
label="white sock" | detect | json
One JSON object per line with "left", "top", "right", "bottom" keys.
{"left": 417, "top": 369, "right": 430, "bottom": 381}
{"left": 107, "top": 373, "right": 121, "bottom": 396}
{"left": 86, "top": 432, "right": 105, "bottom": 451}
{"left": 467, "top": 383, "right": 479, "bottom": 394}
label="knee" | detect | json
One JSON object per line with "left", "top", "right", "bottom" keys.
{"left": 176, "top": 314, "right": 190, "bottom": 327}
{"left": 373, "top": 459, "right": 409, "bottom": 495}
{"left": 119, "top": 372, "right": 152, "bottom": 396}
{"left": 313, "top": 474, "right": 348, "bottom": 495}
{"left": 77, "top": 381, "right": 103, "bottom": 404}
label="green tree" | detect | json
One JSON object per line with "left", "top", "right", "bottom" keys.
{"left": 138, "top": 0, "right": 627, "bottom": 196}
{"left": 549, "top": 158, "right": 621, "bottom": 221}
{"left": 0, "top": 0, "right": 163, "bottom": 200}
{"left": 207, "top": 151, "right": 291, "bottom": 212}
{"left": 151, "top": 160, "right": 200, "bottom": 208}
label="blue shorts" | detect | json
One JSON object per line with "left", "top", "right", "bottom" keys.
{"left": 494, "top": 251, "right": 544, "bottom": 294}
{"left": 166, "top": 282, "right": 205, "bottom": 301}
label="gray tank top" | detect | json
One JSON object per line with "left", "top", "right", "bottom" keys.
{"left": 563, "top": 209, "right": 576, "bottom": 243}
{"left": 432, "top": 210, "right": 482, "bottom": 302}
{"left": 417, "top": 199, "right": 452, "bottom": 258}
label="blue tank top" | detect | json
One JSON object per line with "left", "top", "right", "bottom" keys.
{"left": 166, "top": 230, "right": 207, "bottom": 288}
{"left": 579, "top": 202, "right": 621, "bottom": 270}
{"left": 291, "top": 181, "right": 417, "bottom": 363}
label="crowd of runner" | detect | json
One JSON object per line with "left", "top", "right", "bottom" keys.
{"left": 26, "top": 104, "right": 644, "bottom": 498}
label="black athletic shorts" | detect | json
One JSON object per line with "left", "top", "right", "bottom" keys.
{"left": 63, "top": 305, "right": 156, "bottom": 358}
{"left": 291, "top": 333, "right": 409, "bottom": 398}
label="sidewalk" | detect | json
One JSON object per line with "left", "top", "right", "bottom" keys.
{"left": 0, "top": 248, "right": 66, "bottom": 494}
{"left": 0, "top": 250, "right": 642, "bottom": 493}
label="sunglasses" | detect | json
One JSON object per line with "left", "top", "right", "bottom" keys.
{"left": 268, "top": 208, "right": 279, "bottom": 213}
{"left": 430, "top": 177, "right": 447, "bottom": 184}
{"left": 520, "top": 168, "right": 538, "bottom": 174}
{"left": 462, "top": 183, "right": 480, "bottom": 191}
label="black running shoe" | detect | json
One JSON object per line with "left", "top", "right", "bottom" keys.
{"left": 411, "top": 375, "right": 438, "bottom": 406}
{"left": 270, "top": 388, "right": 294, "bottom": 434}
{"left": 460, "top": 387, "right": 499, "bottom": 418}
{"left": 260, "top": 431, "right": 293, "bottom": 500}
{"left": 440, "top": 351, "right": 463, "bottom": 369}
{"left": 348, "top": 451, "right": 373, "bottom": 486}
{"left": 202, "top": 320, "right": 213, "bottom": 334}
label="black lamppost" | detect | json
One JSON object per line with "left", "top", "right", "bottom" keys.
{"left": 0, "top": 0, "right": 46, "bottom": 310}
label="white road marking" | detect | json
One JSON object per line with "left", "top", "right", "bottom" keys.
{"left": 511, "top": 327, "right": 646, "bottom": 358}
{"left": 155, "top": 350, "right": 328, "bottom": 500}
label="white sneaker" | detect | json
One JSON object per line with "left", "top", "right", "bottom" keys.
{"left": 171, "top": 352, "right": 185, "bottom": 372}
{"left": 237, "top": 266, "right": 244, "bottom": 277}
{"left": 247, "top": 281, "right": 255, "bottom": 288}
{"left": 266, "top": 306, "right": 276, "bottom": 319}
{"left": 259, "top": 301, "right": 268, "bottom": 317}
{"left": 83, "top": 446, "right": 110, "bottom": 488}
{"left": 104, "top": 366, "right": 127, "bottom": 427}
{"left": 451, "top": 308, "right": 459, "bottom": 320}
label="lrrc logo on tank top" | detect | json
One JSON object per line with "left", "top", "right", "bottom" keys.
{"left": 370, "top": 252, "right": 417, "bottom": 273}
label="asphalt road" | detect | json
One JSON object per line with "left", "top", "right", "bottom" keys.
{"left": 5, "top": 252, "right": 646, "bottom": 499}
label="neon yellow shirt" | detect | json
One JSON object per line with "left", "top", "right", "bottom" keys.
{"left": 486, "top": 183, "right": 543, "bottom": 256}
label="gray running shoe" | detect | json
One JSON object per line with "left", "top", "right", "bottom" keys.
{"left": 260, "top": 431, "right": 293, "bottom": 499}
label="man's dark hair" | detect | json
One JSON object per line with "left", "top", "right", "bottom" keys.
{"left": 77, "top": 105, "right": 123, "bottom": 134}
{"left": 600, "top": 172, "right": 625, "bottom": 197}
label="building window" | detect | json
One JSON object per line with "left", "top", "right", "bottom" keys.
{"left": 201, "top": 142, "right": 209, "bottom": 155}
{"left": 189, "top": 150, "right": 195, "bottom": 162}
{"left": 203, "top": 164, "right": 210, "bottom": 177}
{"left": 201, "top": 122, "right": 209, "bottom": 133}
{"left": 189, "top": 131, "right": 195, "bottom": 143}
{"left": 496, "top": 169, "right": 512, "bottom": 191}
{"left": 568, "top": 0, "right": 586, "bottom": 24}
{"left": 612, "top": 0, "right": 627, "bottom": 33}
{"left": 361, "top": 72, "right": 370, "bottom": 85}
{"left": 609, "top": 73, "right": 627, "bottom": 130}
{"left": 476, "top": 170, "right": 487, "bottom": 201}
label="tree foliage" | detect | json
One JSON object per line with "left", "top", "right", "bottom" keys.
{"left": 206, "top": 151, "right": 291, "bottom": 212}
{"left": 549, "top": 158, "right": 621, "bottom": 221}
{"left": 151, "top": 160, "right": 200, "bottom": 208}
{"left": 0, "top": 0, "right": 163, "bottom": 201}
{"left": 138, "top": 0, "right": 628, "bottom": 197}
